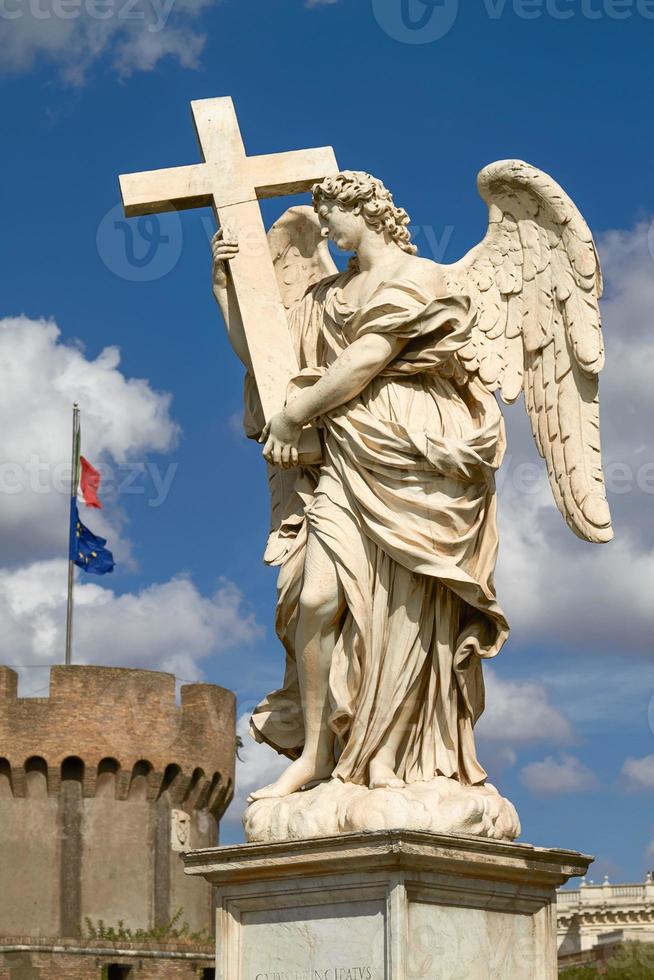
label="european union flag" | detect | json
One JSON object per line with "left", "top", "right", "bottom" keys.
{"left": 69, "top": 498, "right": 115, "bottom": 575}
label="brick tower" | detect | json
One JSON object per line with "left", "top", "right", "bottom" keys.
{"left": 0, "top": 665, "right": 236, "bottom": 980}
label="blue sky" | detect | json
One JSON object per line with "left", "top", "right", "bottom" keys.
{"left": 1, "top": 0, "right": 653, "bottom": 875}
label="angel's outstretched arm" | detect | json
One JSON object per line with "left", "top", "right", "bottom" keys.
{"left": 211, "top": 229, "right": 253, "bottom": 373}
{"left": 261, "top": 332, "right": 406, "bottom": 468}
{"left": 290, "top": 333, "right": 406, "bottom": 425}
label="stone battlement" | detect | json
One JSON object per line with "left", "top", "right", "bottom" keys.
{"left": 0, "top": 665, "right": 235, "bottom": 816}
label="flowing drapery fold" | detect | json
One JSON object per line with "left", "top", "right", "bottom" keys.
{"left": 250, "top": 273, "right": 509, "bottom": 786}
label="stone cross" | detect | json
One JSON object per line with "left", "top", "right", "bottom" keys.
{"left": 119, "top": 97, "right": 339, "bottom": 458}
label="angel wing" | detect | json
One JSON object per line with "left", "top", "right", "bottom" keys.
{"left": 260, "top": 205, "right": 336, "bottom": 565}
{"left": 445, "top": 160, "right": 613, "bottom": 544}
{"left": 267, "top": 205, "right": 338, "bottom": 311}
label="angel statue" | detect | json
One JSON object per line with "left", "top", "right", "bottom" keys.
{"left": 211, "top": 162, "right": 612, "bottom": 843}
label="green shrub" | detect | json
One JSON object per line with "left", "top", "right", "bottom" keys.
{"left": 84, "top": 907, "right": 212, "bottom": 945}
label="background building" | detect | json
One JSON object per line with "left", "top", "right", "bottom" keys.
{"left": 0, "top": 664, "right": 236, "bottom": 979}
{"left": 558, "top": 874, "right": 654, "bottom": 971}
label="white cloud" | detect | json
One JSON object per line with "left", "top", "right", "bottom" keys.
{"left": 0, "top": 316, "right": 178, "bottom": 565}
{"left": 494, "top": 221, "right": 654, "bottom": 657}
{"left": 621, "top": 754, "right": 654, "bottom": 792}
{"left": 478, "top": 669, "right": 574, "bottom": 745}
{"left": 496, "top": 488, "right": 654, "bottom": 654}
{"left": 0, "top": 0, "right": 214, "bottom": 83}
{"left": 537, "top": 655, "right": 654, "bottom": 732}
{"left": 221, "top": 711, "right": 288, "bottom": 834}
{"left": 520, "top": 754, "right": 598, "bottom": 796}
{"left": 0, "top": 313, "right": 265, "bottom": 697}
{"left": 0, "top": 559, "right": 262, "bottom": 692}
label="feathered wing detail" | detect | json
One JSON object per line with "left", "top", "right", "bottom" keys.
{"left": 267, "top": 205, "right": 338, "bottom": 311}
{"left": 445, "top": 160, "right": 612, "bottom": 543}
{"left": 261, "top": 206, "right": 335, "bottom": 563}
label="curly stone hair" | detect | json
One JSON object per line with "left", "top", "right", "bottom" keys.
{"left": 312, "top": 170, "right": 417, "bottom": 255}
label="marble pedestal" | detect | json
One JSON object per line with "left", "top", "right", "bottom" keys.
{"left": 184, "top": 830, "right": 592, "bottom": 980}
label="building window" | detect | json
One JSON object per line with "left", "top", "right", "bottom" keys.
{"left": 201, "top": 970, "right": 215, "bottom": 980}
{"left": 105, "top": 965, "right": 132, "bottom": 980}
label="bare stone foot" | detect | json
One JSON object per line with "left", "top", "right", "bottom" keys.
{"left": 247, "top": 756, "right": 333, "bottom": 803}
{"left": 369, "top": 755, "right": 405, "bottom": 790}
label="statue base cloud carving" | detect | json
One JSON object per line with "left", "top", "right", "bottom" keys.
{"left": 244, "top": 776, "right": 520, "bottom": 843}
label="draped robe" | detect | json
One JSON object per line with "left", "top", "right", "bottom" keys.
{"left": 249, "top": 271, "right": 510, "bottom": 786}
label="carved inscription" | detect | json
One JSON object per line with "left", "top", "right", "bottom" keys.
{"left": 254, "top": 970, "right": 374, "bottom": 980}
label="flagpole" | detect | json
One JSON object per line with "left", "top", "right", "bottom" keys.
{"left": 65, "top": 403, "right": 80, "bottom": 666}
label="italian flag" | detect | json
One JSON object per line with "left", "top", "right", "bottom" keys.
{"left": 79, "top": 455, "right": 103, "bottom": 509}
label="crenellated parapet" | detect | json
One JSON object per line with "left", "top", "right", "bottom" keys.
{"left": 0, "top": 663, "right": 237, "bottom": 941}
{"left": 0, "top": 665, "right": 235, "bottom": 816}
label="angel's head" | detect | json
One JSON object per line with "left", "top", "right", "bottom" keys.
{"left": 312, "top": 171, "right": 417, "bottom": 256}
